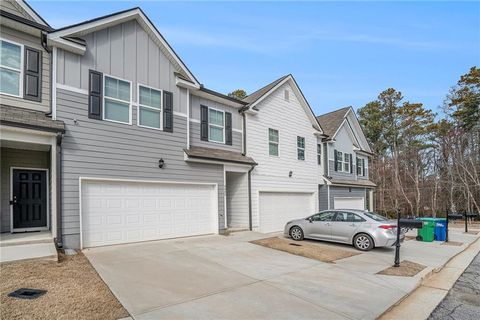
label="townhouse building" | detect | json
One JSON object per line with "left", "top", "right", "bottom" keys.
{"left": 1, "top": 1, "right": 375, "bottom": 253}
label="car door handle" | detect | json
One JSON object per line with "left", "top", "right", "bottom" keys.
{"left": 349, "top": 223, "right": 355, "bottom": 227}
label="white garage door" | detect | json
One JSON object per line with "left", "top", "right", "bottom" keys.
{"left": 334, "top": 197, "right": 365, "bottom": 210}
{"left": 81, "top": 180, "right": 217, "bottom": 248}
{"left": 259, "top": 192, "right": 314, "bottom": 233}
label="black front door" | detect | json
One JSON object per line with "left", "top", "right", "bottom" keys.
{"left": 12, "top": 169, "right": 47, "bottom": 230}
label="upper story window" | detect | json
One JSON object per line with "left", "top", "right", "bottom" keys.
{"left": 0, "top": 39, "right": 22, "bottom": 97}
{"left": 335, "top": 150, "right": 352, "bottom": 173}
{"left": 357, "top": 157, "right": 366, "bottom": 176}
{"left": 209, "top": 108, "right": 224, "bottom": 143}
{"left": 268, "top": 128, "right": 279, "bottom": 156}
{"left": 297, "top": 136, "right": 305, "bottom": 160}
{"left": 104, "top": 75, "right": 131, "bottom": 124}
{"left": 138, "top": 84, "right": 162, "bottom": 129}
{"left": 343, "top": 153, "right": 350, "bottom": 172}
{"left": 284, "top": 89, "right": 289, "bottom": 101}
{"left": 317, "top": 144, "right": 322, "bottom": 165}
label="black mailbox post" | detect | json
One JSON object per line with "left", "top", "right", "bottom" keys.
{"left": 393, "top": 213, "right": 424, "bottom": 267}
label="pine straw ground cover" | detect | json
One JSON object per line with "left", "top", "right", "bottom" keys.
{"left": 377, "top": 260, "right": 427, "bottom": 277}
{"left": 251, "top": 237, "right": 360, "bottom": 263}
{"left": 0, "top": 251, "right": 129, "bottom": 320}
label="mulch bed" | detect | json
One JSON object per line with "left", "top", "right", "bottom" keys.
{"left": 376, "top": 260, "right": 427, "bottom": 277}
{"left": 251, "top": 237, "right": 360, "bottom": 263}
{"left": 0, "top": 251, "right": 129, "bottom": 320}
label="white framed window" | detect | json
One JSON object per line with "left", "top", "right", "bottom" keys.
{"left": 297, "top": 136, "right": 305, "bottom": 160}
{"left": 137, "top": 84, "right": 162, "bottom": 130}
{"left": 0, "top": 39, "right": 23, "bottom": 97}
{"left": 209, "top": 108, "right": 224, "bottom": 143}
{"left": 284, "top": 89, "right": 289, "bottom": 101}
{"left": 268, "top": 128, "right": 279, "bottom": 156}
{"left": 317, "top": 143, "right": 322, "bottom": 165}
{"left": 103, "top": 75, "right": 132, "bottom": 124}
{"left": 356, "top": 157, "right": 363, "bottom": 176}
{"left": 343, "top": 153, "right": 350, "bottom": 172}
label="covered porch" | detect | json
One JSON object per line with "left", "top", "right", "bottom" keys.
{"left": 0, "top": 106, "right": 64, "bottom": 262}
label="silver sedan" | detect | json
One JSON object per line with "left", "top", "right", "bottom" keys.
{"left": 284, "top": 210, "right": 405, "bottom": 251}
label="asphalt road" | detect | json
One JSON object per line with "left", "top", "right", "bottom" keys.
{"left": 429, "top": 252, "right": 480, "bottom": 320}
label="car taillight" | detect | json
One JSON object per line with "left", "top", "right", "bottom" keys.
{"left": 378, "top": 225, "right": 396, "bottom": 229}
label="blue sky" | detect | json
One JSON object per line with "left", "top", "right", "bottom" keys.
{"left": 31, "top": 1, "right": 479, "bottom": 116}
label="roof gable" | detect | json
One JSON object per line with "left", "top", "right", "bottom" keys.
{"left": 317, "top": 107, "right": 372, "bottom": 153}
{"left": 316, "top": 107, "right": 349, "bottom": 138}
{"left": 47, "top": 7, "right": 199, "bottom": 87}
{"left": 1, "top": 1, "right": 50, "bottom": 27}
{"left": 242, "top": 74, "right": 322, "bottom": 132}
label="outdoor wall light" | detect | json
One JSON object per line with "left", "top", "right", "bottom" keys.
{"left": 289, "top": 171, "right": 293, "bottom": 177}
{"left": 159, "top": 158, "right": 165, "bottom": 168}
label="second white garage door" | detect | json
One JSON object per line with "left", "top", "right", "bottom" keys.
{"left": 334, "top": 197, "right": 365, "bottom": 210}
{"left": 259, "top": 192, "right": 314, "bottom": 233}
{"left": 81, "top": 180, "right": 217, "bottom": 248}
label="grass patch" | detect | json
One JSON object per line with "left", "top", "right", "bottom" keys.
{"left": 0, "top": 251, "right": 129, "bottom": 320}
{"left": 377, "top": 260, "right": 426, "bottom": 277}
{"left": 251, "top": 237, "right": 360, "bottom": 263}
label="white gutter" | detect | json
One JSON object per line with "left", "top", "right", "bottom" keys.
{"left": 186, "top": 89, "right": 190, "bottom": 148}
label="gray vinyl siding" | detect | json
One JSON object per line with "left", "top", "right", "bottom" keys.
{"left": 190, "top": 122, "right": 242, "bottom": 152}
{"left": 56, "top": 20, "right": 187, "bottom": 114}
{"left": 0, "top": 148, "right": 50, "bottom": 232}
{"left": 329, "top": 159, "right": 356, "bottom": 180}
{"left": 190, "top": 95, "right": 242, "bottom": 130}
{"left": 318, "top": 184, "right": 329, "bottom": 211}
{"left": 0, "top": 26, "right": 51, "bottom": 113}
{"left": 56, "top": 88, "right": 225, "bottom": 248}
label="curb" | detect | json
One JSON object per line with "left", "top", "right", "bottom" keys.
{"left": 377, "top": 235, "right": 480, "bottom": 319}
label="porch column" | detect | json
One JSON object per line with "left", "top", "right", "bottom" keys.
{"left": 50, "top": 138, "right": 57, "bottom": 239}
{"left": 369, "top": 189, "right": 374, "bottom": 211}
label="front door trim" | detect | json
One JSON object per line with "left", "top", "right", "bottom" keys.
{"left": 10, "top": 167, "right": 50, "bottom": 233}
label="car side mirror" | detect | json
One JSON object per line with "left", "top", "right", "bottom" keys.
{"left": 307, "top": 217, "right": 313, "bottom": 223}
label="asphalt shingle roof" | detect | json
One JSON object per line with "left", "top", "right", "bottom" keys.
{"left": 316, "top": 107, "right": 350, "bottom": 138}
{"left": 1, "top": 105, "right": 65, "bottom": 133}
{"left": 184, "top": 146, "right": 256, "bottom": 165}
{"left": 242, "top": 75, "right": 289, "bottom": 105}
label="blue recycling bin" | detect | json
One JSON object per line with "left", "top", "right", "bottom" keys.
{"left": 434, "top": 219, "right": 446, "bottom": 241}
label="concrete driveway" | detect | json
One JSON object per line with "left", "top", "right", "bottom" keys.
{"left": 84, "top": 230, "right": 480, "bottom": 320}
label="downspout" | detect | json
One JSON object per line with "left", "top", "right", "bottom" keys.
{"left": 241, "top": 110, "right": 256, "bottom": 230}
{"left": 56, "top": 132, "right": 63, "bottom": 248}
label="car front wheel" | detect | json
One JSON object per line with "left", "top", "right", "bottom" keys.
{"left": 290, "top": 226, "right": 304, "bottom": 241}
{"left": 353, "top": 233, "right": 374, "bottom": 251}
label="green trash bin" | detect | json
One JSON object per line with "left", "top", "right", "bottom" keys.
{"left": 416, "top": 218, "right": 436, "bottom": 242}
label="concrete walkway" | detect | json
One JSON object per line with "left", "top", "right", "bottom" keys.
{"left": 84, "top": 230, "right": 480, "bottom": 320}
{"left": 379, "top": 231, "right": 480, "bottom": 320}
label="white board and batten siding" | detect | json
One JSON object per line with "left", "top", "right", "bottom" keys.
{"left": 80, "top": 179, "right": 218, "bottom": 248}
{"left": 246, "top": 81, "right": 322, "bottom": 233}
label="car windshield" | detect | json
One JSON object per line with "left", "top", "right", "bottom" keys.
{"left": 364, "top": 212, "right": 389, "bottom": 222}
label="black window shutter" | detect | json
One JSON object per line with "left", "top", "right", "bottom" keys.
{"left": 163, "top": 91, "right": 173, "bottom": 132}
{"left": 88, "top": 70, "right": 103, "bottom": 119}
{"left": 225, "top": 112, "right": 232, "bottom": 145}
{"left": 24, "top": 47, "right": 41, "bottom": 102}
{"left": 350, "top": 154, "right": 353, "bottom": 173}
{"left": 334, "top": 150, "right": 338, "bottom": 171}
{"left": 200, "top": 105, "right": 209, "bottom": 141}
{"left": 362, "top": 159, "right": 366, "bottom": 176}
